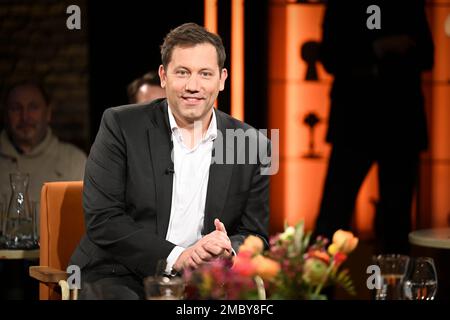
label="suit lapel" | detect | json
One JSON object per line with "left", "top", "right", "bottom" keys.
{"left": 203, "top": 110, "right": 234, "bottom": 234}
{"left": 146, "top": 101, "right": 174, "bottom": 238}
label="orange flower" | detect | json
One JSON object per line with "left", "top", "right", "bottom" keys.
{"left": 251, "top": 255, "right": 281, "bottom": 281}
{"left": 307, "top": 249, "right": 330, "bottom": 264}
{"left": 238, "top": 235, "right": 264, "bottom": 255}
{"left": 328, "top": 230, "right": 358, "bottom": 255}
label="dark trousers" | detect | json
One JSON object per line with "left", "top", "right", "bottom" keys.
{"left": 314, "top": 144, "right": 419, "bottom": 254}
{"left": 78, "top": 271, "right": 145, "bottom": 300}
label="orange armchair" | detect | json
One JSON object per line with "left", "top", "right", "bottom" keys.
{"left": 29, "top": 181, "right": 84, "bottom": 300}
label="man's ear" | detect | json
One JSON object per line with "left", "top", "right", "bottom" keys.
{"left": 219, "top": 68, "right": 228, "bottom": 91}
{"left": 159, "top": 65, "right": 167, "bottom": 88}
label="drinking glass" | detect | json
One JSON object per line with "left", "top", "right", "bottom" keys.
{"left": 144, "top": 259, "right": 185, "bottom": 300}
{"left": 144, "top": 276, "right": 185, "bottom": 300}
{"left": 403, "top": 257, "right": 438, "bottom": 300}
{"left": 372, "top": 254, "right": 410, "bottom": 300}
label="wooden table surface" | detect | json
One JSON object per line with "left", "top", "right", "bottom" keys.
{"left": 0, "top": 249, "right": 40, "bottom": 260}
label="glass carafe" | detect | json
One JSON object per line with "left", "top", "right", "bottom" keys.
{"left": 3, "top": 172, "right": 37, "bottom": 249}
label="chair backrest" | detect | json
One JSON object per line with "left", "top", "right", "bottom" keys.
{"left": 39, "top": 181, "right": 84, "bottom": 299}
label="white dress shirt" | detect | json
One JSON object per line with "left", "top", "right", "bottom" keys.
{"left": 165, "top": 106, "right": 217, "bottom": 272}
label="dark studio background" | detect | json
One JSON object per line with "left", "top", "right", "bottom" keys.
{"left": 87, "top": 1, "right": 204, "bottom": 140}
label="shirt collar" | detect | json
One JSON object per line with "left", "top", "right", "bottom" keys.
{"left": 167, "top": 105, "right": 217, "bottom": 142}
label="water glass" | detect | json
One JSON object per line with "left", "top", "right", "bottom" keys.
{"left": 373, "top": 254, "right": 410, "bottom": 300}
{"left": 403, "top": 257, "right": 438, "bottom": 300}
{"left": 144, "top": 276, "right": 185, "bottom": 300}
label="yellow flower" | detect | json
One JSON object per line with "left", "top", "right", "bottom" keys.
{"left": 328, "top": 230, "right": 358, "bottom": 255}
{"left": 252, "top": 255, "right": 281, "bottom": 281}
{"left": 239, "top": 235, "right": 264, "bottom": 255}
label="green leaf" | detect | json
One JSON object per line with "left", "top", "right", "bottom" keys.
{"left": 302, "top": 231, "right": 312, "bottom": 250}
{"left": 329, "top": 268, "right": 356, "bottom": 296}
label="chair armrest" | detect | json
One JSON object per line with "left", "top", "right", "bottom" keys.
{"left": 29, "top": 266, "right": 68, "bottom": 283}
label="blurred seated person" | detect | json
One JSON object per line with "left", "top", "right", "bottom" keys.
{"left": 0, "top": 80, "right": 87, "bottom": 205}
{"left": 127, "top": 71, "right": 166, "bottom": 104}
{"left": 0, "top": 80, "right": 87, "bottom": 300}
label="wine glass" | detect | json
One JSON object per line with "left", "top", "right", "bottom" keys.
{"left": 403, "top": 257, "right": 438, "bottom": 300}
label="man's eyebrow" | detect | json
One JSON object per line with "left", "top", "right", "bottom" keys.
{"left": 172, "top": 66, "right": 191, "bottom": 72}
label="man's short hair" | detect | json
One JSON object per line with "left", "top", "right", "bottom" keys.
{"left": 160, "top": 22, "right": 226, "bottom": 70}
{"left": 3, "top": 80, "right": 51, "bottom": 108}
{"left": 127, "top": 71, "right": 161, "bottom": 104}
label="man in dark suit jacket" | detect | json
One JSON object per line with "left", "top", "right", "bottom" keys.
{"left": 70, "top": 23, "right": 270, "bottom": 299}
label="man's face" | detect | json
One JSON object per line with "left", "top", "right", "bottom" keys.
{"left": 135, "top": 84, "right": 166, "bottom": 104}
{"left": 159, "top": 43, "right": 227, "bottom": 127}
{"left": 5, "top": 85, "right": 51, "bottom": 149}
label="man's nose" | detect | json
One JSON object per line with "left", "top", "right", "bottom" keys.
{"left": 20, "top": 109, "right": 28, "bottom": 122}
{"left": 185, "top": 75, "right": 200, "bottom": 92}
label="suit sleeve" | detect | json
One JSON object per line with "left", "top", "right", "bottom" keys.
{"left": 229, "top": 134, "right": 270, "bottom": 252}
{"left": 83, "top": 108, "right": 175, "bottom": 278}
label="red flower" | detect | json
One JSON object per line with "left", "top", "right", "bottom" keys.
{"left": 232, "top": 252, "right": 257, "bottom": 277}
{"left": 332, "top": 252, "right": 347, "bottom": 267}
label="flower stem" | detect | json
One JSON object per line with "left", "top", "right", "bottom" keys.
{"left": 313, "top": 260, "right": 335, "bottom": 297}
{"left": 254, "top": 276, "right": 266, "bottom": 300}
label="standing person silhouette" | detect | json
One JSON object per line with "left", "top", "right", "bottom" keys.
{"left": 314, "top": 0, "right": 434, "bottom": 254}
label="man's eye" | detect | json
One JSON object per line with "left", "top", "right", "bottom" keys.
{"left": 201, "top": 72, "right": 212, "bottom": 77}
{"left": 176, "top": 70, "right": 188, "bottom": 76}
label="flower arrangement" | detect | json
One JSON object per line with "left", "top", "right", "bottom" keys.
{"left": 183, "top": 221, "right": 359, "bottom": 300}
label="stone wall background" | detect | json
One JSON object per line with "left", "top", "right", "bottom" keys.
{"left": 0, "top": 0, "right": 89, "bottom": 152}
